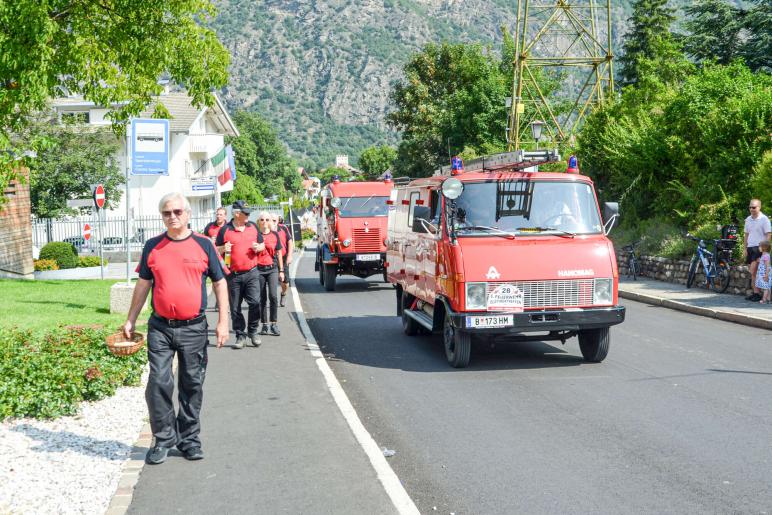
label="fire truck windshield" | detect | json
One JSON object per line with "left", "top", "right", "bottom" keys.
{"left": 337, "top": 196, "right": 390, "bottom": 217}
{"left": 452, "top": 180, "right": 603, "bottom": 235}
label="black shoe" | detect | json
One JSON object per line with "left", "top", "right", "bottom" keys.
{"left": 181, "top": 447, "right": 204, "bottom": 461}
{"left": 280, "top": 294, "right": 286, "bottom": 307}
{"left": 270, "top": 323, "right": 281, "bottom": 336}
{"left": 747, "top": 293, "right": 762, "bottom": 301}
{"left": 248, "top": 333, "right": 262, "bottom": 347}
{"left": 259, "top": 324, "right": 269, "bottom": 335}
{"left": 146, "top": 445, "right": 172, "bottom": 465}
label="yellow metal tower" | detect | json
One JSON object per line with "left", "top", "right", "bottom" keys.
{"left": 507, "top": 0, "right": 615, "bottom": 150}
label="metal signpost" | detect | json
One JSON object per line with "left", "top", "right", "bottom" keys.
{"left": 92, "top": 184, "right": 106, "bottom": 279}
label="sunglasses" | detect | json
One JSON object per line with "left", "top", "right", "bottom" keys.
{"left": 161, "top": 209, "right": 185, "bottom": 218}
{"left": 749, "top": 206, "right": 759, "bottom": 209}
{"left": 259, "top": 218, "right": 271, "bottom": 221}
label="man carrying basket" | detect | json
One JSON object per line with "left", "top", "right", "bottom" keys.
{"left": 123, "top": 192, "right": 229, "bottom": 465}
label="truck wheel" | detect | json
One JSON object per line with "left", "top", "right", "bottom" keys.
{"left": 401, "top": 293, "right": 419, "bottom": 336}
{"left": 383, "top": 269, "right": 388, "bottom": 283}
{"left": 323, "top": 263, "right": 337, "bottom": 291}
{"left": 318, "top": 257, "right": 325, "bottom": 286}
{"left": 578, "top": 327, "right": 610, "bottom": 362}
{"left": 443, "top": 315, "right": 471, "bottom": 368}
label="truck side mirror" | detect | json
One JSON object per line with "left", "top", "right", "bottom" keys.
{"left": 603, "top": 202, "right": 619, "bottom": 235}
{"left": 412, "top": 206, "right": 432, "bottom": 233}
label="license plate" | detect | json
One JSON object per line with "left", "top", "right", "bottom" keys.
{"left": 465, "top": 314, "right": 514, "bottom": 329}
{"left": 356, "top": 254, "right": 380, "bottom": 262}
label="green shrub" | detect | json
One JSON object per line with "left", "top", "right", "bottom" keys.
{"left": 0, "top": 326, "right": 147, "bottom": 420}
{"left": 39, "top": 242, "right": 78, "bottom": 269}
{"left": 78, "top": 256, "right": 106, "bottom": 268}
{"left": 34, "top": 259, "right": 59, "bottom": 271}
{"left": 301, "top": 228, "right": 316, "bottom": 241}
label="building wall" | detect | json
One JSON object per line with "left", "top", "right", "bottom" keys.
{"left": 0, "top": 169, "right": 34, "bottom": 279}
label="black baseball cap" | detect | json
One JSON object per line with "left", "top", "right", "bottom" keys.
{"left": 232, "top": 200, "right": 251, "bottom": 214}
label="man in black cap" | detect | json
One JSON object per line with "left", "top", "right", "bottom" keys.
{"left": 215, "top": 200, "right": 265, "bottom": 348}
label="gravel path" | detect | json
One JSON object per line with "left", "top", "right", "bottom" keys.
{"left": 0, "top": 368, "right": 149, "bottom": 515}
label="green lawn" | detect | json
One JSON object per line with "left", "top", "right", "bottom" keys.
{"left": 0, "top": 279, "right": 148, "bottom": 332}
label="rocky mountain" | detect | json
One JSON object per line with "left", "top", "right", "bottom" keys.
{"left": 210, "top": 0, "right": 641, "bottom": 169}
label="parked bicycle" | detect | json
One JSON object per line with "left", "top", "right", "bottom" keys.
{"left": 685, "top": 234, "right": 735, "bottom": 293}
{"left": 621, "top": 240, "right": 642, "bottom": 280}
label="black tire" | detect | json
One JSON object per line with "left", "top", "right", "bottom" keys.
{"left": 401, "top": 292, "right": 420, "bottom": 336}
{"left": 323, "top": 263, "right": 337, "bottom": 291}
{"left": 578, "top": 327, "right": 610, "bottom": 362}
{"left": 443, "top": 315, "right": 471, "bottom": 368}
{"left": 628, "top": 256, "right": 638, "bottom": 281}
{"left": 383, "top": 269, "right": 388, "bottom": 283}
{"left": 686, "top": 256, "right": 698, "bottom": 288}
{"left": 713, "top": 262, "right": 731, "bottom": 293}
{"left": 318, "top": 257, "right": 325, "bottom": 286}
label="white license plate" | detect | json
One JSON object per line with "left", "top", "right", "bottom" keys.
{"left": 465, "top": 314, "right": 514, "bottom": 329}
{"left": 356, "top": 254, "right": 380, "bottom": 262}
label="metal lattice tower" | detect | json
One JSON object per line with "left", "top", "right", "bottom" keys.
{"left": 506, "top": 0, "right": 614, "bottom": 150}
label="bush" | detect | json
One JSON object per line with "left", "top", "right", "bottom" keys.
{"left": 0, "top": 326, "right": 147, "bottom": 420}
{"left": 301, "top": 228, "right": 316, "bottom": 241}
{"left": 39, "top": 242, "right": 78, "bottom": 269}
{"left": 34, "top": 259, "right": 59, "bottom": 271}
{"left": 78, "top": 256, "right": 106, "bottom": 268}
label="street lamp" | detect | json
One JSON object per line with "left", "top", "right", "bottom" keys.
{"left": 530, "top": 120, "right": 545, "bottom": 150}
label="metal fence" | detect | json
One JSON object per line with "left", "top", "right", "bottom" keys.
{"left": 32, "top": 205, "right": 285, "bottom": 252}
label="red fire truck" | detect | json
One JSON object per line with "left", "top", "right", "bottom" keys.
{"left": 387, "top": 150, "right": 625, "bottom": 368}
{"left": 315, "top": 177, "right": 394, "bottom": 291}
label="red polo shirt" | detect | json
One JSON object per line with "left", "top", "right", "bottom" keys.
{"left": 203, "top": 221, "right": 225, "bottom": 239}
{"left": 256, "top": 230, "right": 283, "bottom": 267}
{"left": 215, "top": 221, "right": 261, "bottom": 272}
{"left": 277, "top": 224, "right": 292, "bottom": 257}
{"left": 138, "top": 232, "right": 224, "bottom": 320}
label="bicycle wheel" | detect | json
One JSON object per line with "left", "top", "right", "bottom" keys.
{"left": 628, "top": 256, "right": 638, "bottom": 281}
{"left": 712, "top": 262, "right": 731, "bottom": 293}
{"left": 686, "top": 256, "right": 698, "bottom": 288}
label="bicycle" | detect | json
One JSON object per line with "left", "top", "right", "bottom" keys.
{"left": 620, "top": 240, "right": 642, "bottom": 280}
{"left": 685, "top": 235, "right": 734, "bottom": 293}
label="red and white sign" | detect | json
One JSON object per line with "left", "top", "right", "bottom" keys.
{"left": 83, "top": 224, "right": 92, "bottom": 241}
{"left": 93, "top": 184, "right": 106, "bottom": 210}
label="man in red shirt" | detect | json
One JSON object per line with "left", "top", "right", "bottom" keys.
{"left": 215, "top": 200, "right": 265, "bottom": 348}
{"left": 123, "top": 192, "right": 229, "bottom": 465}
{"left": 202, "top": 207, "right": 227, "bottom": 243}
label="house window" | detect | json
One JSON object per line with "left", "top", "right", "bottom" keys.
{"left": 61, "top": 111, "right": 90, "bottom": 124}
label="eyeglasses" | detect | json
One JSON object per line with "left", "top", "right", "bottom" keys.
{"left": 749, "top": 206, "right": 759, "bottom": 210}
{"left": 259, "top": 218, "right": 271, "bottom": 221}
{"left": 161, "top": 209, "right": 185, "bottom": 218}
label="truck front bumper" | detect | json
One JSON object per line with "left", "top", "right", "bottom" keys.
{"left": 446, "top": 305, "right": 626, "bottom": 334}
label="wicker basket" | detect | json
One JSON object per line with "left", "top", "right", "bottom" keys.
{"left": 106, "top": 331, "right": 145, "bottom": 356}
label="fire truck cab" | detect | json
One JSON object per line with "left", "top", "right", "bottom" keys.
{"left": 315, "top": 177, "right": 393, "bottom": 291}
{"left": 387, "top": 150, "right": 625, "bottom": 368}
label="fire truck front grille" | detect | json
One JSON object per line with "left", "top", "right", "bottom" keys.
{"left": 353, "top": 228, "right": 381, "bottom": 252}
{"left": 486, "top": 279, "right": 595, "bottom": 309}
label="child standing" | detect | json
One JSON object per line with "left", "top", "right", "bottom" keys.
{"left": 756, "top": 240, "right": 771, "bottom": 303}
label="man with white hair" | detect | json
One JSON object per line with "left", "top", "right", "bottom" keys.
{"left": 123, "top": 192, "right": 229, "bottom": 465}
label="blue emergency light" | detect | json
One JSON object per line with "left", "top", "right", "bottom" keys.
{"left": 451, "top": 156, "right": 464, "bottom": 175}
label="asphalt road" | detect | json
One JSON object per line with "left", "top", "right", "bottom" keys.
{"left": 297, "top": 247, "right": 772, "bottom": 514}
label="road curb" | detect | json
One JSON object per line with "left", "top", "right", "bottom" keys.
{"left": 619, "top": 288, "right": 772, "bottom": 331}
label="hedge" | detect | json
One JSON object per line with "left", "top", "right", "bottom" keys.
{"left": 39, "top": 242, "right": 78, "bottom": 270}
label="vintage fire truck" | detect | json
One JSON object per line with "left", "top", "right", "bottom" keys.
{"left": 315, "top": 177, "right": 394, "bottom": 291}
{"left": 386, "top": 150, "right": 625, "bottom": 368}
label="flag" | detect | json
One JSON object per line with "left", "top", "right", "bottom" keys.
{"left": 214, "top": 145, "right": 236, "bottom": 186}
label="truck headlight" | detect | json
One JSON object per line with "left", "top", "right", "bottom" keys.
{"left": 465, "top": 282, "right": 487, "bottom": 310}
{"left": 342, "top": 239, "right": 351, "bottom": 248}
{"left": 594, "top": 278, "right": 612, "bottom": 305}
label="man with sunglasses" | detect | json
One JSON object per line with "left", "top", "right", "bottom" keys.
{"left": 215, "top": 200, "right": 265, "bottom": 348}
{"left": 122, "top": 192, "right": 229, "bottom": 465}
{"left": 744, "top": 199, "right": 771, "bottom": 301}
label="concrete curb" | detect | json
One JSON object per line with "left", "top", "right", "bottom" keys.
{"left": 619, "top": 288, "right": 772, "bottom": 331}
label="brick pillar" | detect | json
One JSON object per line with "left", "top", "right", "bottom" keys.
{"left": 0, "top": 168, "right": 34, "bottom": 279}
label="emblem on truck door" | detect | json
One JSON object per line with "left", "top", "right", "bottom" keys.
{"left": 486, "top": 266, "right": 501, "bottom": 280}
{"left": 364, "top": 221, "right": 370, "bottom": 233}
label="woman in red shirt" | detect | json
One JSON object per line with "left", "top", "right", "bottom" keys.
{"left": 255, "top": 211, "right": 284, "bottom": 336}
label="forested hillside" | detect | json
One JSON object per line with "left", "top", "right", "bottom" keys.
{"left": 210, "top": 0, "right": 710, "bottom": 169}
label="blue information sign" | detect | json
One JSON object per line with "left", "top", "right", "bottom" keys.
{"left": 131, "top": 119, "right": 170, "bottom": 175}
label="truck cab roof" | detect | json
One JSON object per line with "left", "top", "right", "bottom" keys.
{"left": 327, "top": 180, "right": 394, "bottom": 196}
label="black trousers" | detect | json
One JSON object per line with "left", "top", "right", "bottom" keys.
{"left": 146, "top": 316, "right": 208, "bottom": 451}
{"left": 259, "top": 267, "right": 280, "bottom": 323}
{"left": 227, "top": 268, "right": 261, "bottom": 337}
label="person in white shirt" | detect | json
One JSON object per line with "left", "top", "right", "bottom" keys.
{"left": 744, "top": 198, "right": 771, "bottom": 301}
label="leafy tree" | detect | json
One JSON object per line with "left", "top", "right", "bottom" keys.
{"left": 21, "top": 116, "right": 124, "bottom": 218}
{"left": 319, "top": 167, "right": 352, "bottom": 185}
{"left": 358, "top": 145, "right": 397, "bottom": 180}
{"left": 0, "top": 1, "right": 230, "bottom": 205}
{"left": 618, "top": 0, "right": 677, "bottom": 85}
{"left": 221, "top": 174, "right": 265, "bottom": 207}
{"left": 682, "top": 0, "right": 745, "bottom": 65}
{"left": 229, "top": 110, "right": 301, "bottom": 199}
{"left": 743, "top": 0, "right": 772, "bottom": 72}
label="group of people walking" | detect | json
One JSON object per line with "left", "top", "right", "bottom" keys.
{"left": 122, "top": 193, "right": 294, "bottom": 465}
{"left": 744, "top": 198, "right": 772, "bottom": 303}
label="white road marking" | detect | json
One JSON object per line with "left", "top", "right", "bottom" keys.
{"left": 289, "top": 249, "right": 420, "bottom": 515}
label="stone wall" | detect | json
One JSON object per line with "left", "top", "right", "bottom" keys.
{"left": 617, "top": 254, "right": 754, "bottom": 296}
{"left": 0, "top": 170, "right": 34, "bottom": 279}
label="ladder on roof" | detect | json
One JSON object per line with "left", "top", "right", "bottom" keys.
{"left": 434, "top": 149, "right": 561, "bottom": 176}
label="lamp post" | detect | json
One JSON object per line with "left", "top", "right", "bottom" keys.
{"left": 530, "top": 120, "right": 545, "bottom": 150}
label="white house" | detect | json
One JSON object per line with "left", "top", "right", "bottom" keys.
{"left": 51, "top": 90, "right": 239, "bottom": 221}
